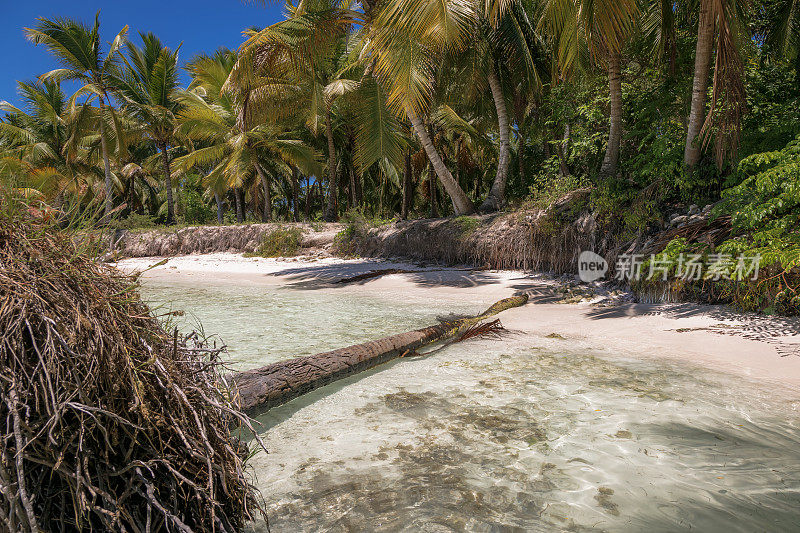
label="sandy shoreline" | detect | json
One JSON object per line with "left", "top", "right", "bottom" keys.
{"left": 117, "top": 252, "right": 800, "bottom": 393}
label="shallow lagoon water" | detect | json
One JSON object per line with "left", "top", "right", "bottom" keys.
{"left": 140, "top": 277, "right": 800, "bottom": 532}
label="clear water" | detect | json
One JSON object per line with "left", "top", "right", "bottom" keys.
{"left": 140, "top": 278, "right": 800, "bottom": 532}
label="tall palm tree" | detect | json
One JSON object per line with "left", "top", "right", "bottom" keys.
{"left": 25, "top": 12, "right": 128, "bottom": 216}
{"left": 683, "top": 0, "right": 748, "bottom": 169}
{"left": 366, "top": 0, "right": 478, "bottom": 214}
{"left": 462, "top": 0, "right": 543, "bottom": 211}
{"left": 177, "top": 51, "right": 320, "bottom": 221}
{"left": 227, "top": 1, "right": 358, "bottom": 221}
{"left": 540, "top": 0, "right": 639, "bottom": 177}
{"left": 115, "top": 33, "right": 182, "bottom": 224}
{"left": 0, "top": 80, "right": 100, "bottom": 205}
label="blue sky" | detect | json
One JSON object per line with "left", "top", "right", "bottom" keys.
{"left": 1, "top": 1, "right": 285, "bottom": 107}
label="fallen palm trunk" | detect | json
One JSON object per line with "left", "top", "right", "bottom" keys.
{"left": 231, "top": 294, "right": 528, "bottom": 416}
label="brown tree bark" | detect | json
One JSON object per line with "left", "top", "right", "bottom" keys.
{"left": 348, "top": 164, "right": 357, "bottom": 209}
{"left": 600, "top": 52, "right": 623, "bottom": 177}
{"left": 401, "top": 150, "right": 412, "bottom": 219}
{"left": 231, "top": 295, "right": 528, "bottom": 416}
{"left": 406, "top": 105, "right": 475, "bottom": 215}
{"left": 159, "top": 143, "right": 176, "bottom": 225}
{"left": 684, "top": 1, "right": 715, "bottom": 168}
{"left": 291, "top": 166, "right": 300, "bottom": 221}
{"left": 481, "top": 67, "right": 511, "bottom": 212}
{"left": 253, "top": 159, "right": 272, "bottom": 222}
{"left": 234, "top": 187, "right": 244, "bottom": 223}
{"left": 304, "top": 177, "right": 312, "bottom": 220}
{"left": 428, "top": 164, "right": 439, "bottom": 218}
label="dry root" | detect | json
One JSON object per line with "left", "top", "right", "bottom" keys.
{"left": 0, "top": 207, "right": 264, "bottom": 531}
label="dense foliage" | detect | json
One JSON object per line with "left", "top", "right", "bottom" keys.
{"left": 1, "top": 0, "right": 798, "bottom": 311}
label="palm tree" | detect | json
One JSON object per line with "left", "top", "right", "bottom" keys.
{"left": 472, "top": 0, "right": 543, "bottom": 211}
{"left": 227, "top": 2, "right": 358, "bottom": 221}
{"left": 540, "top": 0, "right": 639, "bottom": 177}
{"left": 366, "top": 0, "right": 478, "bottom": 214}
{"left": 176, "top": 51, "right": 320, "bottom": 221}
{"left": 683, "top": 0, "right": 748, "bottom": 169}
{"left": 115, "top": 33, "right": 182, "bottom": 224}
{"left": 25, "top": 12, "right": 128, "bottom": 216}
{"left": 0, "top": 80, "right": 100, "bottom": 206}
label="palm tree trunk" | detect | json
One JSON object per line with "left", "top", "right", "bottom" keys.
{"left": 428, "top": 164, "right": 439, "bottom": 218}
{"left": 684, "top": 1, "right": 715, "bottom": 168}
{"left": 98, "top": 96, "right": 114, "bottom": 217}
{"left": 402, "top": 150, "right": 412, "bottom": 219}
{"left": 348, "top": 164, "right": 356, "bottom": 209}
{"left": 481, "top": 68, "right": 511, "bottom": 212}
{"left": 231, "top": 295, "right": 528, "bottom": 416}
{"left": 254, "top": 160, "right": 272, "bottom": 221}
{"left": 600, "top": 52, "right": 623, "bottom": 177}
{"left": 292, "top": 166, "right": 300, "bottom": 221}
{"left": 159, "top": 143, "right": 176, "bottom": 225}
{"left": 214, "top": 192, "right": 224, "bottom": 224}
{"left": 304, "top": 177, "right": 312, "bottom": 220}
{"left": 406, "top": 106, "right": 475, "bottom": 215}
{"left": 235, "top": 188, "right": 244, "bottom": 223}
{"left": 324, "top": 109, "right": 338, "bottom": 221}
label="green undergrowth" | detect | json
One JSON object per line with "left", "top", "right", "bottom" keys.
{"left": 245, "top": 226, "right": 304, "bottom": 257}
{"left": 632, "top": 135, "right": 800, "bottom": 315}
{"left": 332, "top": 209, "right": 392, "bottom": 256}
{"left": 452, "top": 215, "right": 480, "bottom": 238}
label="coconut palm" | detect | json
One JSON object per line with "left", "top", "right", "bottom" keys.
{"left": 539, "top": 0, "right": 639, "bottom": 177}
{"left": 683, "top": 0, "right": 749, "bottom": 168}
{"left": 176, "top": 51, "right": 320, "bottom": 222}
{"left": 0, "top": 80, "right": 100, "bottom": 205}
{"left": 456, "top": 0, "right": 544, "bottom": 211}
{"left": 365, "top": 0, "right": 479, "bottom": 214}
{"left": 227, "top": 1, "right": 359, "bottom": 221}
{"left": 25, "top": 12, "right": 128, "bottom": 216}
{"left": 115, "top": 33, "right": 182, "bottom": 224}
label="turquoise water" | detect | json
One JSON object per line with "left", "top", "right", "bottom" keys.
{"left": 140, "top": 278, "right": 800, "bottom": 532}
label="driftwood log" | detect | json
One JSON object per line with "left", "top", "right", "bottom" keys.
{"left": 231, "top": 294, "right": 528, "bottom": 416}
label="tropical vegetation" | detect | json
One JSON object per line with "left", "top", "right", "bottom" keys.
{"left": 1, "top": 0, "right": 799, "bottom": 311}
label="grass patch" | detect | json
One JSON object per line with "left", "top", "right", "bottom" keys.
{"left": 246, "top": 226, "right": 304, "bottom": 257}
{"left": 452, "top": 215, "right": 480, "bottom": 238}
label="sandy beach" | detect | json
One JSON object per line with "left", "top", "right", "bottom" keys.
{"left": 118, "top": 252, "right": 800, "bottom": 393}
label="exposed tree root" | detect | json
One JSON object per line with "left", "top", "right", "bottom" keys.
{"left": 0, "top": 207, "right": 264, "bottom": 531}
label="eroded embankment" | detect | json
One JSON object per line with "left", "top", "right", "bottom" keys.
{"left": 345, "top": 189, "right": 617, "bottom": 273}
{"left": 109, "top": 189, "right": 729, "bottom": 281}
{"left": 109, "top": 222, "right": 343, "bottom": 257}
{"left": 345, "top": 192, "right": 732, "bottom": 276}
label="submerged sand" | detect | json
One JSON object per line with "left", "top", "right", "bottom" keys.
{"left": 117, "top": 253, "right": 800, "bottom": 391}
{"left": 117, "top": 253, "right": 800, "bottom": 531}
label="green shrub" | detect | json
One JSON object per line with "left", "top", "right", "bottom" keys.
{"left": 247, "top": 226, "right": 304, "bottom": 257}
{"left": 183, "top": 187, "right": 215, "bottom": 225}
{"left": 108, "top": 213, "right": 157, "bottom": 231}
{"left": 636, "top": 136, "right": 800, "bottom": 315}
{"left": 332, "top": 225, "right": 360, "bottom": 257}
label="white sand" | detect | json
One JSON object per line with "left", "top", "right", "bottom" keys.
{"left": 117, "top": 253, "right": 800, "bottom": 392}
